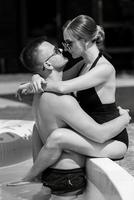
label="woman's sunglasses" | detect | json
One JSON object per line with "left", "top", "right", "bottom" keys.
{"left": 62, "top": 40, "right": 73, "bottom": 50}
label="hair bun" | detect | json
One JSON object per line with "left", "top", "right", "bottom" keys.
{"left": 96, "top": 25, "right": 105, "bottom": 43}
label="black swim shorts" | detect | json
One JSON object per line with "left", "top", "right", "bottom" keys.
{"left": 41, "top": 167, "right": 87, "bottom": 195}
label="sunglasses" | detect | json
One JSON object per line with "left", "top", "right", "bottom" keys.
{"left": 44, "top": 46, "right": 62, "bottom": 63}
{"left": 62, "top": 40, "right": 73, "bottom": 50}
{"left": 42, "top": 46, "right": 62, "bottom": 71}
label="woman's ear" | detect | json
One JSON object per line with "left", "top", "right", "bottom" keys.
{"left": 81, "top": 38, "right": 92, "bottom": 49}
{"left": 86, "top": 40, "right": 93, "bottom": 49}
{"left": 43, "top": 61, "right": 54, "bottom": 70}
{"left": 80, "top": 39, "right": 88, "bottom": 50}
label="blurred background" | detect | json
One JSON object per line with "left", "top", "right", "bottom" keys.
{"left": 0, "top": 0, "right": 134, "bottom": 74}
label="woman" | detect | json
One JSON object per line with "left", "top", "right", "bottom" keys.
{"left": 20, "top": 15, "right": 129, "bottom": 181}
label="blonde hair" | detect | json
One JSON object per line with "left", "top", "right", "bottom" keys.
{"left": 64, "top": 15, "right": 105, "bottom": 50}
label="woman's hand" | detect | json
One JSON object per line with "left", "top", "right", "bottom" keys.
{"left": 16, "top": 82, "right": 33, "bottom": 101}
{"left": 32, "top": 74, "right": 47, "bottom": 93}
{"left": 118, "top": 106, "right": 131, "bottom": 125}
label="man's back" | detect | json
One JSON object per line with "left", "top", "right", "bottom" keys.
{"left": 33, "top": 92, "right": 67, "bottom": 141}
{"left": 33, "top": 92, "right": 85, "bottom": 169}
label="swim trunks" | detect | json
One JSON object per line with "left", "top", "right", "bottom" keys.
{"left": 41, "top": 167, "right": 86, "bottom": 195}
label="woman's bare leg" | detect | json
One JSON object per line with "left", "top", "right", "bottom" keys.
{"left": 23, "top": 128, "right": 127, "bottom": 181}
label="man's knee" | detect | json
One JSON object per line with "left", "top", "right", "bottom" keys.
{"left": 46, "top": 129, "right": 64, "bottom": 148}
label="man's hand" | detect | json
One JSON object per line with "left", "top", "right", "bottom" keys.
{"left": 32, "top": 74, "right": 47, "bottom": 93}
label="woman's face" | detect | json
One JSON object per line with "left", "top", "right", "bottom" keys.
{"left": 63, "top": 30, "right": 84, "bottom": 59}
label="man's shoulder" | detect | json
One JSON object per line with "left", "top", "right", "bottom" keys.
{"left": 42, "top": 92, "right": 77, "bottom": 108}
{"left": 58, "top": 94, "right": 78, "bottom": 109}
{"left": 40, "top": 92, "right": 74, "bottom": 104}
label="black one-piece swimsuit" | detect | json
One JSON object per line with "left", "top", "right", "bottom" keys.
{"left": 75, "top": 52, "right": 128, "bottom": 148}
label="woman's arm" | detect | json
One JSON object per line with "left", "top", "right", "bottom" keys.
{"left": 31, "top": 60, "right": 84, "bottom": 92}
{"left": 46, "top": 63, "right": 114, "bottom": 94}
{"left": 58, "top": 95, "right": 130, "bottom": 143}
{"left": 31, "top": 74, "right": 47, "bottom": 93}
{"left": 16, "top": 82, "right": 34, "bottom": 100}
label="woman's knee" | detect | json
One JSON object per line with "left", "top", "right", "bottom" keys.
{"left": 110, "top": 143, "right": 127, "bottom": 159}
{"left": 103, "top": 142, "right": 128, "bottom": 160}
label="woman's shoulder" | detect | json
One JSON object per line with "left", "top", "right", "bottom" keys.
{"left": 99, "top": 57, "right": 115, "bottom": 74}
{"left": 92, "top": 57, "right": 115, "bottom": 80}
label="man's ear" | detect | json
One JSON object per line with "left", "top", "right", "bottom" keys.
{"left": 43, "top": 61, "right": 54, "bottom": 70}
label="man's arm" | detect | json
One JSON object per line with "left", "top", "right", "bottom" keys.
{"left": 32, "top": 124, "right": 43, "bottom": 162}
{"left": 57, "top": 95, "right": 130, "bottom": 143}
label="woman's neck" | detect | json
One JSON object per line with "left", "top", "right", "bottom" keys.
{"left": 82, "top": 44, "right": 100, "bottom": 64}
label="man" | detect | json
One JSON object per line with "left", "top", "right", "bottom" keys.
{"left": 10, "top": 37, "right": 130, "bottom": 200}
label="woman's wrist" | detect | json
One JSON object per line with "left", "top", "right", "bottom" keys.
{"left": 31, "top": 74, "right": 46, "bottom": 93}
{"left": 32, "top": 74, "right": 41, "bottom": 81}
{"left": 46, "top": 80, "right": 60, "bottom": 93}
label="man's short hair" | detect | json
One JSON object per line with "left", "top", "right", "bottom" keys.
{"left": 20, "top": 36, "right": 47, "bottom": 72}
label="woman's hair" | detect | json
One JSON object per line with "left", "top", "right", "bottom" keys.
{"left": 20, "top": 36, "right": 47, "bottom": 72}
{"left": 64, "top": 15, "right": 105, "bottom": 50}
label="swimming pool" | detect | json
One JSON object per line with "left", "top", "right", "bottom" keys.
{"left": 0, "top": 120, "right": 45, "bottom": 199}
{"left": 0, "top": 120, "right": 34, "bottom": 167}
{"left": 0, "top": 159, "right": 44, "bottom": 200}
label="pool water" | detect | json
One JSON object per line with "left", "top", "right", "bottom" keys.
{"left": 0, "top": 159, "right": 44, "bottom": 200}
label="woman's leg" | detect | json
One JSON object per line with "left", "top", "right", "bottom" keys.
{"left": 23, "top": 128, "right": 127, "bottom": 181}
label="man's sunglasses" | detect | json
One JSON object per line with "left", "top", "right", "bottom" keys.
{"left": 44, "top": 46, "right": 62, "bottom": 63}
{"left": 62, "top": 40, "right": 73, "bottom": 50}
{"left": 42, "top": 46, "right": 62, "bottom": 71}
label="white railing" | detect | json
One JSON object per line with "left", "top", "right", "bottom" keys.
{"left": 85, "top": 158, "right": 134, "bottom": 200}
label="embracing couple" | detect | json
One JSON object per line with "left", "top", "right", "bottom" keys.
{"left": 9, "top": 15, "right": 131, "bottom": 200}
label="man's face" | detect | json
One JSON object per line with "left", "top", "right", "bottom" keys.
{"left": 38, "top": 42, "right": 68, "bottom": 70}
